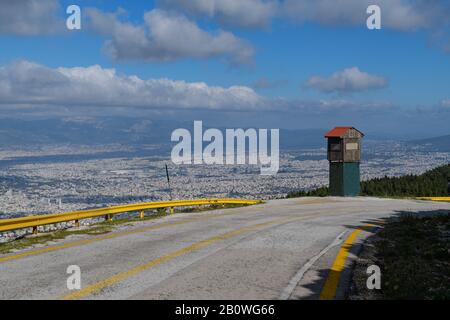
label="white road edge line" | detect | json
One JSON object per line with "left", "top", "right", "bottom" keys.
{"left": 278, "top": 230, "right": 347, "bottom": 300}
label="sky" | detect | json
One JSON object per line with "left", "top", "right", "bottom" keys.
{"left": 0, "top": 0, "right": 449, "bottom": 138}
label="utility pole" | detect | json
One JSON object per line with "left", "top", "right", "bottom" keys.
{"left": 165, "top": 164, "right": 173, "bottom": 201}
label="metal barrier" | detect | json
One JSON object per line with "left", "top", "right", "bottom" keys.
{"left": 0, "top": 198, "right": 262, "bottom": 234}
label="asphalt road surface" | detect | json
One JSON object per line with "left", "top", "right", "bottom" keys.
{"left": 1, "top": 197, "right": 449, "bottom": 300}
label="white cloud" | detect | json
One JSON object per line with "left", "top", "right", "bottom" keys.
{"left": 0, "top": 61, "right": 396, "bottom": 117}
{"left": 283, "top": 0, "right": 449, "bottom": 32}
{"left": 305, "top": 67, "right": 388, "bottom": 93}
{"left": 159, "top": 0, "right": 450, "bottom": 32}
{"left": 274, "top": 98, "right": 393, "bottom": 114}
{"left": 0, "top": 60, "right": 262, "bottom": 110}
{"left": 316, "top": 99, "right": 392, "bottom": 111}
{"left": 85, "top": 8, "right": 254, "bottom": 65}
{"left": 159, "top": 0, "right": 278, "bottom": 28}
{"left": 0, "top": 0, "right": 62, "bottom": 35}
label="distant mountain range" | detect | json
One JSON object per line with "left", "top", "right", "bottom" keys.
{"left": 0, "top": 117, "right": 448, "bottom": 152}
{"left": 0, "top": 117, "right": 329, "bottom": 150}
{"left": 408, "top": 135, "right": 450, "bottom": 152}
{"left": 0, "top": 118, "right": 177, "bottom": 147}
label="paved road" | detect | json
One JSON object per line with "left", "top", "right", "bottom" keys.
{"left": 0, "top": 197, "right": 449, "bottom": 300}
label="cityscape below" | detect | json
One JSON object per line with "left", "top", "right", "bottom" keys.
{"left": 1, "top": 140, "right": 449, "bottom": 220}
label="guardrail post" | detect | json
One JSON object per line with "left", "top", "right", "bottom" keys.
{"left": 140, "top": 210, "right": 145, "bottom": 219}
{"left": 105, "top": 214, "right": 112, "bottom": 222}
{"left": 74, "top": 220, "right": 80, "bottom": 228}
{"left": 32, "top": 226, "right": 38, "bottom": 235}
{"left": 170, "top": 207, "right": 174, "bottom": 214}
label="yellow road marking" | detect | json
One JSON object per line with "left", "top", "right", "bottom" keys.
{"left": 63, "top": 211, "right": 362, "bottom": 300}
{"left": 61, "top": 217, "right": 300, "bottom": 300}
{"left": 0, "top": 210, "right": 248, "bottom": 264}
{"left": 319, "top": 224, "right": 375, "bottom": 300}
{"left": 1, "top": 207, "right": 363, "bottom": 264}
{"left": 416, "top": 197, "right": 450, "bottom": 202}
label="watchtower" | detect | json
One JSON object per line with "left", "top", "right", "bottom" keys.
{"left": 325, "top": 127, "right": 364, "bottom": 197}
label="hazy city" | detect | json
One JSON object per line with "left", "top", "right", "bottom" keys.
{"left": 1, "top": 141, "right": 449, "bottom": 222}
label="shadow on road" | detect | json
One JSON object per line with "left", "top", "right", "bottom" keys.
{"left": 288, "top": 208, "right": 450, "bottom": 300}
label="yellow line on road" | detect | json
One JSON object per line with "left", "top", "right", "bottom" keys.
{"left": 319, "top": 224, "right": 375, "bottom": 300}
{"left": 1, "top": 207, "right": 363, "bottom": 264}
{"left": 0, "top": 210, "right": 246, "bottom": 264}
{"left": 61, "top": 217, "right": 299, "bottom": 300}
{"left": 416, "top": 197, "right": 450, "bottom": 202}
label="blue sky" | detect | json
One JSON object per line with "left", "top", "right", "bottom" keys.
{"left": 0, "top": 0, "right": 449, "bottom": 137}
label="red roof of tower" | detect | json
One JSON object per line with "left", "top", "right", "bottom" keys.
{"left": 324, "top": 127, "right": 362, "bottom": 138}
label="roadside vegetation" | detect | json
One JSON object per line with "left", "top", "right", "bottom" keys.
{"left": 287, "top": 164, "right": 450, "bottom": 198}
{"left": 350, "top": 213, "right": 450, "bottom": 300}
{"left": 0, "top": 225, "right": 112, "bottom": 255}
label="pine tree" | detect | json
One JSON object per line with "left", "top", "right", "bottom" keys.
{"left": 287, "top": 164, "right": 450, "bottom": 198}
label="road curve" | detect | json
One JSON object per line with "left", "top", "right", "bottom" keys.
{"left": 0, "top": 197, "right": 449, "bottom": 300}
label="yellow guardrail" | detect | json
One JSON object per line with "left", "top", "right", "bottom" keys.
{"left": 0, "top": 198, "right": 262, "bottom": 234}
{"left": 416, "top": 197, "right": 450, "bottom": 202}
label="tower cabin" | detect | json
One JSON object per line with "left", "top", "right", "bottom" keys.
{"left": 325, "top": 127, "right": 364, "bottom": 163}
